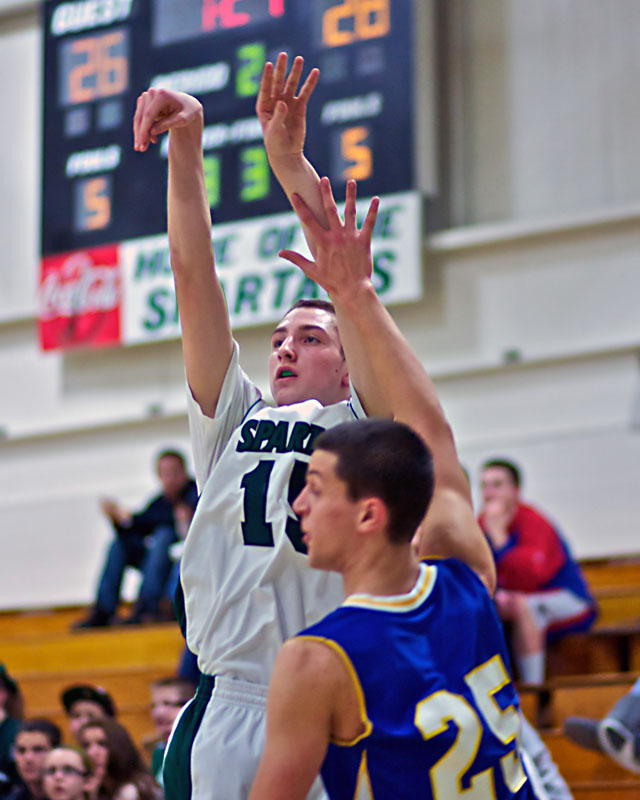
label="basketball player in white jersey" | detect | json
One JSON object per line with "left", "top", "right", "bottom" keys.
{"left": 133, "top": 54, "right": 495, "bottom": 800}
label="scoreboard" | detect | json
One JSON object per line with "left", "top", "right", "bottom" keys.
{"left": 41, "top": 0, "right": 416, "bottom": 257}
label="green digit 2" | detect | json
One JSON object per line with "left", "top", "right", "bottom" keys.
{"left": 236, "top": 42, "right": 265, "bottom": 98}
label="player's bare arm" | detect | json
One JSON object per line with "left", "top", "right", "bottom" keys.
{"left": 257, "top": 53, "right": 329, "bottom": 252}
{"left": 133, "top": 88, "right": 233, "bottom": 418}
{"left": 248, "top": 639, "right": 340, "bottom": 800}
{"left": 282, "top": 177, "right": 495, "bottom": 591}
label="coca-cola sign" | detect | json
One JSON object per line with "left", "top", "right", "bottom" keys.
{"left": 39, "top": 246, "right": 122, "bottom": 351}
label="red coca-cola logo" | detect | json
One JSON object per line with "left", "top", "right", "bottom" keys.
{"left": 39, "top": 245, "right": 122, "bottom": 351}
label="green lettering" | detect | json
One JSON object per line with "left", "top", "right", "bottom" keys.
{"left": 265, "top": 421, "right": 289, "bottom": 453}
{"left": 258, "top": 227, "right": 281, "bottom": 259}
{"left": 304, "top": 424, "right": 326, "bottom": 455}
{"left": 213, "top": 235, "right": 236, "bottom": 267}
{"left": 272, "top": 268, "right": 297, "bottom": 309}
{"left": 372, "top": 252, "right": 393, "bottom": 295}
{"left": 254, "top": 420, "right": 276, "bottom": 451}
{"left": 286, "top": 422, "right": 311, "bottom": 453}
{"left": 143, "top": 288, "right": 169, "bottom": 330}
{"left": 376, "top": 206, "right": 401, "bottom": 239}
{"left": 234, "top": 275, "right": 263, "bottom": 314}
{"left": 294, "top": 276, "right": 321, "bottom": 303}
{"left": 236, "top": 419, "right": 259, "bottom": 452}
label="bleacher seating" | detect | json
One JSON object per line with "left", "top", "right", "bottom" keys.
{"left": 0, "top": 605, "right": 183, "bottom": 745}
{"left": 1, "top": 554, "right": 639, "bottom": 797}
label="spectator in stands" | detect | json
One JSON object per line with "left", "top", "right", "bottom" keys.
{"left": 74, "top": 450, "right": 197, "bottom": 628}
{"left": 78, "top": 719, "right": 157, "bottom": 800}
{"left": 60, "top": 687, "right": 116, "bottom": 744}
{"left": 479, "top": 458, "right": 597, "bottom": 684}
{"left": 0, "top": 665, "right": 24, "bottom": 794}
{"left": 564, "top": 676, "right": 640, "bottom": 774}
{"left": 42, "top": 747, "right": 92, "bottom": 800}
{"left": 7, "top": 719, "right": 62, "bottom": 800}
{"left": 147, "top": 678, "right": 195, "bottom": 784}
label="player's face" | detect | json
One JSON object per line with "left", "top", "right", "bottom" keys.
{"left": 68, "top": 701, "right": 106, "bottom": 741}
{"left": 42, "top": 750, "right": 88, "bottom": 800}
{"left": 293, "top": 449, "right": 358, "bottom": 571}
{"left": 269, "top": 307, "right": 349, "bottom": 407}
{"left": 150, "top": 686, "right": 188, "bottom": 739}
{"left": 480, "top": 467, "right": 519, "bottom": 510}
{"left": 14, "top": 731, "right": 52, "bottom": 784}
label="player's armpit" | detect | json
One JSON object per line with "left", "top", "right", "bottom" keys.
{"left": 417, "top": 487, "right": 497, "bottom": 595}
{"left": 249, "top": 639, "right": 336, "bottom": 800}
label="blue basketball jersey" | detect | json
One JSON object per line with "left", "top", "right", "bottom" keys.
{"left": 299, "top": 559, "right": 537, "bottom": 800}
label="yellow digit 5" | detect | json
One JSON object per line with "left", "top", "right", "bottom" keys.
{"left": 465, "top": 656, "right": 527, "bottom": 793}
{"left": 341, "top": 126, "right": 372, "bottom": 181}
{"left": 83, "top": 177, "right": 111, "bottom": 230}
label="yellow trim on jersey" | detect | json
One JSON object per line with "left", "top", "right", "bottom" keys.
{"left": 297, "top": 635, "right": 373, "bottom": 747}
{"left": 353, "top": 750, "right": 374, "bottom": 800}
{"left": 343, "top": 562, "right": 436, "bottom": 612}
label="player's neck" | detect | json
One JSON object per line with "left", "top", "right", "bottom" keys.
{"left": 342, "top": 547, "right": 420, "bottom": 599}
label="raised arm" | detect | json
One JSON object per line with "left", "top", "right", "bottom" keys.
{"left": 134, "top": 89, "right": 233, "bottom": 417}
{"left": 256, "top": 53, "right": 329, "bottom": 250}
{"left": 280, "top": 179, "right": 495, "bottom": 591}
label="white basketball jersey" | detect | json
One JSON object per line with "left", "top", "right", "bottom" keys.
{"left": 182, "top": 342, "right": 364, "bottom": 681}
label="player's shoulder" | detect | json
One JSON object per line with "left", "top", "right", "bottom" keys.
{"left": 423, "top": 556, "right": 491, "bottom": 600}
{"left": 276, "top": 635, "right": 345, "bottom": 688}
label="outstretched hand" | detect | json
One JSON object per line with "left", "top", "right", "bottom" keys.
{"left": 279, "top": 177, "right": 379, "bottom": 299}
{"left": 256, "top": 52, "right": 319, "bottom": 162}
{"left": 133, "top": 88, "right": 203, "bottom": 152}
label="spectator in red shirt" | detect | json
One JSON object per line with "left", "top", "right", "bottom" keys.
{"left": 479, "top": 459, "right": 596, "bottom": 684}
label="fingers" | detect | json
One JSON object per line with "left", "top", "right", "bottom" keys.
{"left": 272, "top": 99, "right": 289, "bottom": 127}
{"left": 319, "top": 177, "right": 342, "bottom": 228}
{"left": 297, "top": 67, "right": 319, "bottom": 105}
{"left": 289, "top": 193, "right": 324, "bottom": 240}
{"left": 283, "top": 55, "right": 304, "bottom": 101}
{"left": 133, "top": 91, "right": 154, "bottom": 151}
{"left": 272, "top": 51, "right": 288, "bottom": 98}
{"left": 256, "top": 60, "right": 274, "bottom": 113}
{"left": 344, "top": 179, "right": 357, "bottom": 229}
{"left": 278, "top": 249, "right": 314, "bottom": 273}
{"left": 360, "top": 196, "right": 380, "bottom": 244}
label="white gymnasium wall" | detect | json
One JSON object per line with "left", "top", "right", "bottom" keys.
{"left": 0, "top": 1, "right": 639, "bottom": 609}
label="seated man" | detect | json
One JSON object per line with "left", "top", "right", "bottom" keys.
{"left": 75, "top": 449, "right": 197, "bottom": 627}
{"left": 250, "top": 420, "right": 540, "bottom": 799}
{"left": 60, "top": 685, "right": 116, "bottom": 742}
{"left": 479, "top": 458, "right": 597, "bottom": 684}
{"left": 6, "top": 719, "right": 62, "bottom": 800}
{"left": 564, "top": 677, "right": 640, "bottom": 774}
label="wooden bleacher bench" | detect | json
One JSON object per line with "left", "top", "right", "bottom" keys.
{"left": 540, "top": 555, "right": 640, "bottom": 679}
{"left": 0, "top": 604, "right": 184, "bottom": 747}
{"left": 518, "top": 671, "right": 639, "bottom": 730}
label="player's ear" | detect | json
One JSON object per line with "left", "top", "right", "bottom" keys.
{"left": 357, "top": 497, "right": 388, "bottom": 534}
{"left": 340, "top": 364, "right": 350, "bottom": 388}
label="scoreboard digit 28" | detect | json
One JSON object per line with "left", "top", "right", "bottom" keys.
{"left": 41, "top": 0, "right": 416, "bottom": 257}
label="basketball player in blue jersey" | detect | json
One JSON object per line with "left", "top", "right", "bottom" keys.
{"left": 250, "top": 419, "right": 537, "bottom": 800}
{"left": 133, "top": 53, "right": 495, "bottom": 800}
